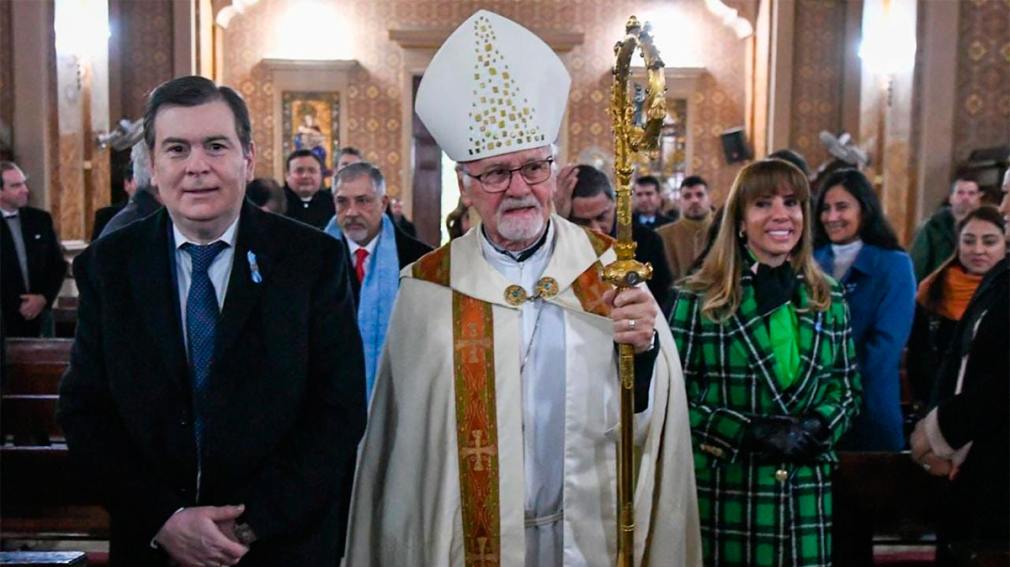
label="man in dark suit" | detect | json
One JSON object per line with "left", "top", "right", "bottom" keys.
{"left": 564, "top": 165, "right": 674, "bottom": 314}
{"left": 97, "top": 142, "right": 162, "bottom": 239}
{"left": 58, "top": 76, "right": 366, "bottom": 567}
{"left": 1, "top": 161, "right": 67, "bottom": 338}
{"left": 282, "top": 149, "right": 334, "bottom": 229}
{"left": 323, "top": 161, "right": 430, "bottom": 399}
{"left": 92, "top": 161, "right": 134, "bottom": 240}
{"left": 632, "top": 175, "right": 677, "bottom": 228}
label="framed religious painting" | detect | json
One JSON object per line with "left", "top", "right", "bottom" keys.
{"left": 281, "top": 91, "right": 341, "bottom": 174}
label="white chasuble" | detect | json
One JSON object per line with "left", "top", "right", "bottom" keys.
{"left": 344, "top": 215, "right": 701, "bottom": 567}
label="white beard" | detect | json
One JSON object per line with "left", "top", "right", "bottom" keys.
{"left": 496, "top": 196, "right": 546, "bottom": 244}
{"left": 343, "top": 224, "right": 370, "bottom": 245}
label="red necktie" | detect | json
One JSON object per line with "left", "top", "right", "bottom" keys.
{"left": 354, "top": 248, "right": 369, "bottom": 283}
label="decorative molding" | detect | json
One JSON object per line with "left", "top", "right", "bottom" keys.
{"left": 261, "top": 58, "right": 360, "bottom": 72}
{"left": 389, "top": 29, "right": 583, "bottom": 52}
{"left": 262, "top": 58, "right": 359, "bottom": 180}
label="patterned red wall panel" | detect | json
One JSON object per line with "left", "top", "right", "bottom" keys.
{"left": 789, "top": 0, "right": 846, "bottom": 174}
{"left": 118, "top": 0, "right": 175, "bottom": 121}
{"left": 953, "top": 0, "right": 1010, "bottom": 165}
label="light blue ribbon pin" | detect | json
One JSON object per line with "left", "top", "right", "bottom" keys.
{"left": 247, "top": 251, "right": 262, "bottom": 284}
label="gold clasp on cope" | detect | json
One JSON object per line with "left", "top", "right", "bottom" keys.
{"left": 503, "top": 277, "right": 560, "bottom": 306}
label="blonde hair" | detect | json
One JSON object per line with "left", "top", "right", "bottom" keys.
{"left": 681, "top": 159, "right": 832, "bottom": 321}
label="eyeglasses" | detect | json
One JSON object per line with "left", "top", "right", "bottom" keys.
{"left": 463, "top": 158, "right": 555, "bottom": 193}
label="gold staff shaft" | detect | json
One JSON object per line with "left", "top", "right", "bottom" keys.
{"left": 605, "top": 16, "right": 666, "bottom": 567}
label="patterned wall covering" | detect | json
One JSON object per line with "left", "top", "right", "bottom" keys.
{"left": 221, "top": 0, "right": 752, "bottom": 202}
{"left": 953, "top": 0, "right": 1010, "bottom": 166}
{"left": 788, "top": 0, "right": 847, "bottom": 173}
{"left": 0, "top": 0, "right": 12, "bottom": 159}
{"left": 117, "top": 0, "right": 175, "bottom": 120}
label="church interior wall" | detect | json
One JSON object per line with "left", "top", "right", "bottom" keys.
{"left": 952, "top": 0, "right": 1010, "bottom": 167}
{"left": 0, "top": 0, "right": 1005, "bottom": 239}
{"left": 788, "top": 0, "right": 849, "bottom": 172}
{"left": 0, "top": 0, "right": 12, "bottom": 163}
{"left": 219, "top": 0, "right": 755, "bottom": 203}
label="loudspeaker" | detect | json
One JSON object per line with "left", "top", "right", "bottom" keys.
{"left": 720, "top": 127, "right": 752, "bottom": 164}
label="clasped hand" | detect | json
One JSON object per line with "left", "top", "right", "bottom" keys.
{"left": 155, "top": 505, "right": 248, "bottom": 567}
{"left": 910, "top": 419, "right": 958, "bottom": 479}
{"left": 604, "top": 287, "right": 657, "bottom": 353}
{"left": 744, "top": 415, "right": 829, "bottom": 461}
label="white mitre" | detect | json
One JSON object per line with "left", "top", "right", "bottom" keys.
{"left": 415, "top": 10, "right": 571, "bottom": 162}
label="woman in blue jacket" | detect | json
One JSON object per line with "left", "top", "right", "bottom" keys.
{"left": 814, "top": 169, "right": 916, "bottom": 450}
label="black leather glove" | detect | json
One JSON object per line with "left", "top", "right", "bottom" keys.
{"left": 743, "top": 414, "right": 829, "bottom": 461}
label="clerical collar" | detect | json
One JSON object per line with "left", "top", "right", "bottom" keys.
{"left": 482, "top": 220, "right": 551, "bottom": 263}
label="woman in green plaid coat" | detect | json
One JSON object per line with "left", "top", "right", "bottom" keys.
{"left": 670, "top": 159, "right": 861, "bottom": 567}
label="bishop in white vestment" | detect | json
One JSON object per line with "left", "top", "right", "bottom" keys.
{"left": 344, "top": 10, "right": 701, "bottom": 567}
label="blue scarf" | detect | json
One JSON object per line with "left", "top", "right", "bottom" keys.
{"left": 324, "top": 214, "right": 400, "bottom": 400}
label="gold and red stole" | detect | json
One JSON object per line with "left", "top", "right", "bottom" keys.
{"left": 411, "top": 227, "right": 614, "bottom": 565}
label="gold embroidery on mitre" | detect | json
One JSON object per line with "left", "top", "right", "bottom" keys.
{"left": 467, "top": 15, "right": 547, "bottom": 157}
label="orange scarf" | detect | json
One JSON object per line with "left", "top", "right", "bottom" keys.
{"left": 916, "top": 264, "right": 983, "bottom": 321}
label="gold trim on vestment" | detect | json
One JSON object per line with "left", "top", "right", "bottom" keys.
{"left": 452, "top": 291, "right": 501, "bottom": 566}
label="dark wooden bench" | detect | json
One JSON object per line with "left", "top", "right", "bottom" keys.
{"left": 834, "top": 451, "right": 947, "bottom": 566}
{"left": 2, "top": 339, "right": 72, "bottom": 446}
{"left": 0, "top": 551, "right": 86, "bottom": 565}
{"left": 2, "top": 339, "right": 108, "bottom": 556}
{"left": 1, "top": 444, "right": 109, "bottom": 541}
{"left": 2, "top": 338, "right": 72, "bottom": 395}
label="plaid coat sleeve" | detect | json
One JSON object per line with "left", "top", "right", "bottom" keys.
{"left": 670, "top": 290, "right": 751, "bottom": 463}
{"left": 807, "top": 285, "right": 862, "bottom": 446}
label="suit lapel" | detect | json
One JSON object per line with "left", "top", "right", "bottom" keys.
{"left": 732, "top": 274, "right": 825, "bottom": 413}
{"left": 782, "top": 283, "right": 823, "bottom": 406}
{"left": 130, "top": 210, "right": 189, "bottom": 386}
{"left": 215, "top": 204, "right": 269, "bottom": 362}
{"left": 0, "top": 216, "right": 25, "bottom": 293}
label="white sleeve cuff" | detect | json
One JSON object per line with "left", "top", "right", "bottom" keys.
{"left": 150, "top": 507, "right": 186, "bottom": 549}
{"left": 923, "top": 408, "right": 956, "bottom": 459}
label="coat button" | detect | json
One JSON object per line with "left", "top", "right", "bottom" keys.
{"left": 775, "top": 468, "right": 789, "bottom": 482}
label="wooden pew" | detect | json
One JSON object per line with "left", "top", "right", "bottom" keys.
{"left": 2, "top": 339, "right": 72, "bottom": 446}
{"left": 1, "top": 444, "right": 109, "bottom": 542}
{"left": 2, "top": 338, "right": 72, "bottom": 395}
{"left": 834, "top": 451, "right": 946, "bottom": 566}
{"left": 1, "top": 338, "right": 108, "bottom": 557}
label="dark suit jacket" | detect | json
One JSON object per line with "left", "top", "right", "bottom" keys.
{"left": 92, "top": 202, "right": 126, "bottom": 241}
{"left": 609, "top": 222, "right": 674, "bottom": 316}
{"left": 633, "top": 211, "right": 676, "bottom": 229}
{"left": 344, "top": 226, "right": 432, "bottom": 306}
{"left": 283, "top": 185, "right": 335, "bottom": 230}
{"left": 58, "top": 204, "right": 366, "bottom": 566}
{"left": 932, "top": 257, "right": 1008, "bottom": 546}
{"left": 1, "top": 206, "right": 67, "bottom": 337}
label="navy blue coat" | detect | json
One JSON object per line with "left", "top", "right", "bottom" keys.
{"left": 815, "top": 243, "right": 916, "bottom": 450}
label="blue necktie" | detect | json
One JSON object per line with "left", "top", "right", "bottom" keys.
{"left": 183, "top": 241, "right": 228, "bottom": 455}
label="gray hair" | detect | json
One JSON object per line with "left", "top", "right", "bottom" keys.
{"left": 131, "top": 141, "right": 153, "bottom": 189}
{"left": 334, "top": 161, "right": 386, "bottom": 196}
